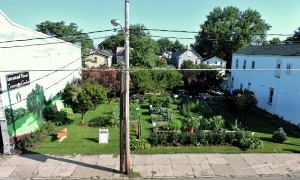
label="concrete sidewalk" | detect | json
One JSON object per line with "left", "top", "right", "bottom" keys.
{"left": 0, "top": 153, "right": 300, "bottom": 179}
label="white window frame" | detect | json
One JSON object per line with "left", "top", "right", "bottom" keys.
{"left": 286, "top": 63, "right": 292, "bottom": 75}
{"left": 243, "top": 60, "right": 246, "bottom": 70}
{"left": 235, "top": 59, "right": 238, "bottom": 69}
{"left": 269, "top": 88, "right": 274, "bottom": 105}
{"left": 251, "top": 61, "right": 255, "bottom": 69}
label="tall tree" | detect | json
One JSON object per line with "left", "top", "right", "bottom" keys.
{"left": 157, "top": 38, "right": 174, "bottom": 51}
{"left": 285, "top": 27, "right": 300, "bottom": 44}
{"left": 192, "top": 6, "right": 271, "bottom": 68}
{"left": 181, "top": 60, "right": 223, "bottom": 95}
{"left": 62, "top": 82, "right": 108, "bottom": 123}
{"left": 81, "top": 65, "right": 120, "bottom": 103}
{"left": 98, "top": 35, "right": 124, "bottom": 54}
{"left": 130, "top": 37, "right": 161, "bottom": 68}
{"left": 269, "top": 37, "right": 282, "bottom": 45}
{"left": 36, "top": 21, "right": 94, "bottom": 56}
{"left": 172, "top": 39, "right": 185, "bottom": 52}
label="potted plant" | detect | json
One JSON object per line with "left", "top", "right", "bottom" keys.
{"left": 184, "top": 114, "right": 199, "bottom": 133}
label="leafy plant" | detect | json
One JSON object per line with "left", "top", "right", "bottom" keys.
{"left": 148, "top": 133, "right": 159, "bottom": 146}
{"left": 167, "top": 120, "right": 182, "bottom": 130}
{"left": 130, "top": 139, "right": 150, "bottom": 151}
{"left": 60, "top": 108, "right": 73, "bottom": 117}
{"left": 169, "top": 133, "right": 180, "bottom": 144}
{"left": 110, "top": 105, "right": 120, "bottom": 126}
{"left": 158, "top": 133, "right": 168, "bottom": 145}
{"left": 272, "top": 127, "right": 287, "bottom": 143}
{"left": 89, "top": 117, "right": 110, "bottom": 127}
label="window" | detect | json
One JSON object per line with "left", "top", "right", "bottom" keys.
{"left": 235, "top": 59, "right": 238, "bottom": 69}
{"left": 221, "top": 62, "right": 223, "bottom": 66}
{"left": 187, "top": 50, "right": 191, "bottom": 57}
{"left": 240, "top": 83, "right": 243, "bottom": 90}
{"left": 269, "top": 88, "right": 274, "bottom": 104}
{"left": 94, "top": 57, "right": 97, "bottom": 63}
{"left": 275, "top": 59, "right": 282, "bottom": 78}
{"left": 251, "top": 61, "right": 255, "bottom": 69}
{"left": 248, "top": 83, "right": 251, "bottom": 90}
{"left": 231, "top": 77, "right": 234, "bottom": 88}
{"left": 207, "top": 61, "right": 209, "bottom": 64}
{"left": 286, "top": 63, "right": 292, "bottom": 75}
{"left": 243, "top": 60, "right": 246, "bottom": 69}
{"left": 215, "top": 61, "right": 217, "bottom": 64}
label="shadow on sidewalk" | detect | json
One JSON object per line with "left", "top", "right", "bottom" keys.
{"left": 16, "top": 150, "right": 120, "bottom": 173}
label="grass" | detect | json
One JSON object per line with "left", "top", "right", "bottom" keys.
{"left": 32, "top": 98, "right": 300, "bottom": 155}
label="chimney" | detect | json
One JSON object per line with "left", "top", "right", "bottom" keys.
{"left": 186, "top": 45, "right": 188, "bottom": 50}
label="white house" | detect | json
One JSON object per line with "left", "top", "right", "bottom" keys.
{"left": 0, "top": 10, "right": 81, "bottom": 154}
{"left": 228, "top": 44, "right": 300, "bottom": 125}
{"left": 116, "top": 47, "right": 133, "bottom": 63}
{"left": 85, "top": 46, "right": 114, "bottom": 67}
{"left": 202, "top": 56, "right": 227, "bottom": 75}
{"left": 172, "top": 46, "right": 202, "bottom": 69}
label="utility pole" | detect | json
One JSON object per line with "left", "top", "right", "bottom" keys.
{"left": 112, "top": 0, "right": 130, "bottom": 175}
{"left": 124, "top": 0, "right": 130, "bottom": 175}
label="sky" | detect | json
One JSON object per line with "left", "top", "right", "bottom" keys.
{"left": 1, "top": 0, "right": 299, "bottom": 48}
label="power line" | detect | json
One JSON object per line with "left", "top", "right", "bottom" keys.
{"left": 2, "top": 68, "right": 300, "bottom": 73}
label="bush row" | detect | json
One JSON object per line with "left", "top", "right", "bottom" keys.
{"left": 14, "top": 121, "right": 57, "bottom": 149}
{"left": 148, "top": 131, "right": 263, "bottom": 149}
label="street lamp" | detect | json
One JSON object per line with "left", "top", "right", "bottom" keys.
{"left": 111, "top": 0, "right": 130, "bottom": 175}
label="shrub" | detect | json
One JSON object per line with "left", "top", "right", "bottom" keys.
{"left": 89, "top": 117, "right": 110, "bottom": 127}
{"left": 213, "top": 132, "right": 226, "bottom": 145}
{"left": 130, "top": 139, "right": 150, "bottom": 151}
{"left": 60, "top": 108, "right": 73, "bottom": 116}
{"left": 272, "top": 127, "right": 287, "bottom": 143}
{"left": 169, "top": 133, "right": 180, "bottom": 144}
{"left": 197, "top": 133, "right": 208, "bottom": 146}
{"left": 179, "top": 132, "right": 189, "bottom": 145}
{"left": 168, "top": 120, "right": 182, "bottom": 130}
{"left": 148, "top": 133, "right": 159, "bottom": 146}
{"left": 225, "top": 132, "right": 236, "bottom": 145}
{"left": 205, "top": 132, "right": 214, "bottom": 145}
{"left": 189, "top": 133, "right": 199, "bottom": 146}
{"left": 239, "top": 137, "right": 263, "bottom": 149}
{"left": 158, "top": 133, "right": 168, "bottom": 145}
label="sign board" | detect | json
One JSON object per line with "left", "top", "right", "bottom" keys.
{"left": 99, "top": 129, "right": 109, "bottom": 144}
{"left": 6, "top": 72, "right": 30, "bottom": 90}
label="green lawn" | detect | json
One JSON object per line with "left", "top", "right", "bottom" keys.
{"left": 33, "top": 98, "right": 300, "bottom": 155}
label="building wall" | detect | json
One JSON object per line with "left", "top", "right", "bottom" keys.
{"left": 174, "top": 50, "right": 201, "bottom": 69}
{"left": 203, "top": 57, "right": 226, "bottom": 75}
{"left": 0, "top": 11, "right": 82, "bottom": 140}
{"left": 85, "top": 54, "right": 109, "bottom": 67}
{"left": 229, "top": 54, "right": 300, "bottom": 125}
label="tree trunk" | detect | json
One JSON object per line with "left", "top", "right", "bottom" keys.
{"left": 81, "top": 113, "right": 85, "bottom": 124}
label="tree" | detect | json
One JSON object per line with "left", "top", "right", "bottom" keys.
{"left": 234, "top": 90, "right": 258, "bottom": 119}
{"left": 192, "top": 6, "right": 271, "bottom": 68}
{"left": 157, "top": 38, "right": 174, "bottom": 51}
{"left": 285, "top": 27, "right": 300, "bottom": 44}
{"left": 36, "top": 21, "right": 94, "bottom": 56}
{"left": 269, "top": 37, "right": 282, "bottom": 45}
{"left": 172, "top": 40, "right": 185, "bottom": 52}
{"left": 81, "top": 65, "right": 120, "bottom": 103}
{"left": 62, "top": 82, "right": 108, "bottom": 123}
{"left": 98, "top": 35, "right": 124, "bottom": 54}
{"left": 130, "top": 37, "right": 161, "bottom": 68}
{"left": 181, "top": 60, "right": 223, "bottom": 95}
{"left": 130, "top": 69, "right": 183, "bottom": 94}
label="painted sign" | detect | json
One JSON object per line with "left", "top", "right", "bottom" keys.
{"left": 6, "top": 72, "right": 30, "bottom": 90}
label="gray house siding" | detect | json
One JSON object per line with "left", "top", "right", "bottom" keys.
{"left": 172, "top": 49, "right": 202, "bottom": 69}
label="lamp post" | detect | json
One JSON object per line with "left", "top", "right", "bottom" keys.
{"left": 111, "top": 0, "right": 130, "bottom": 175}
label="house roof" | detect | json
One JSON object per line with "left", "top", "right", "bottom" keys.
{"left": 88, "top": 49, "right": 114, "bottom": 57}
{"left": 172, "top": 48, "right": 202, "bottom": 58}
{"left": 116, "top": 47, "right": 133, "bottom": 56}
{"left": 234, "top": 44, "right": 300, "bottom": 56}
{"left": 202, "top": 56, "right": 226, "bottom": 62}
